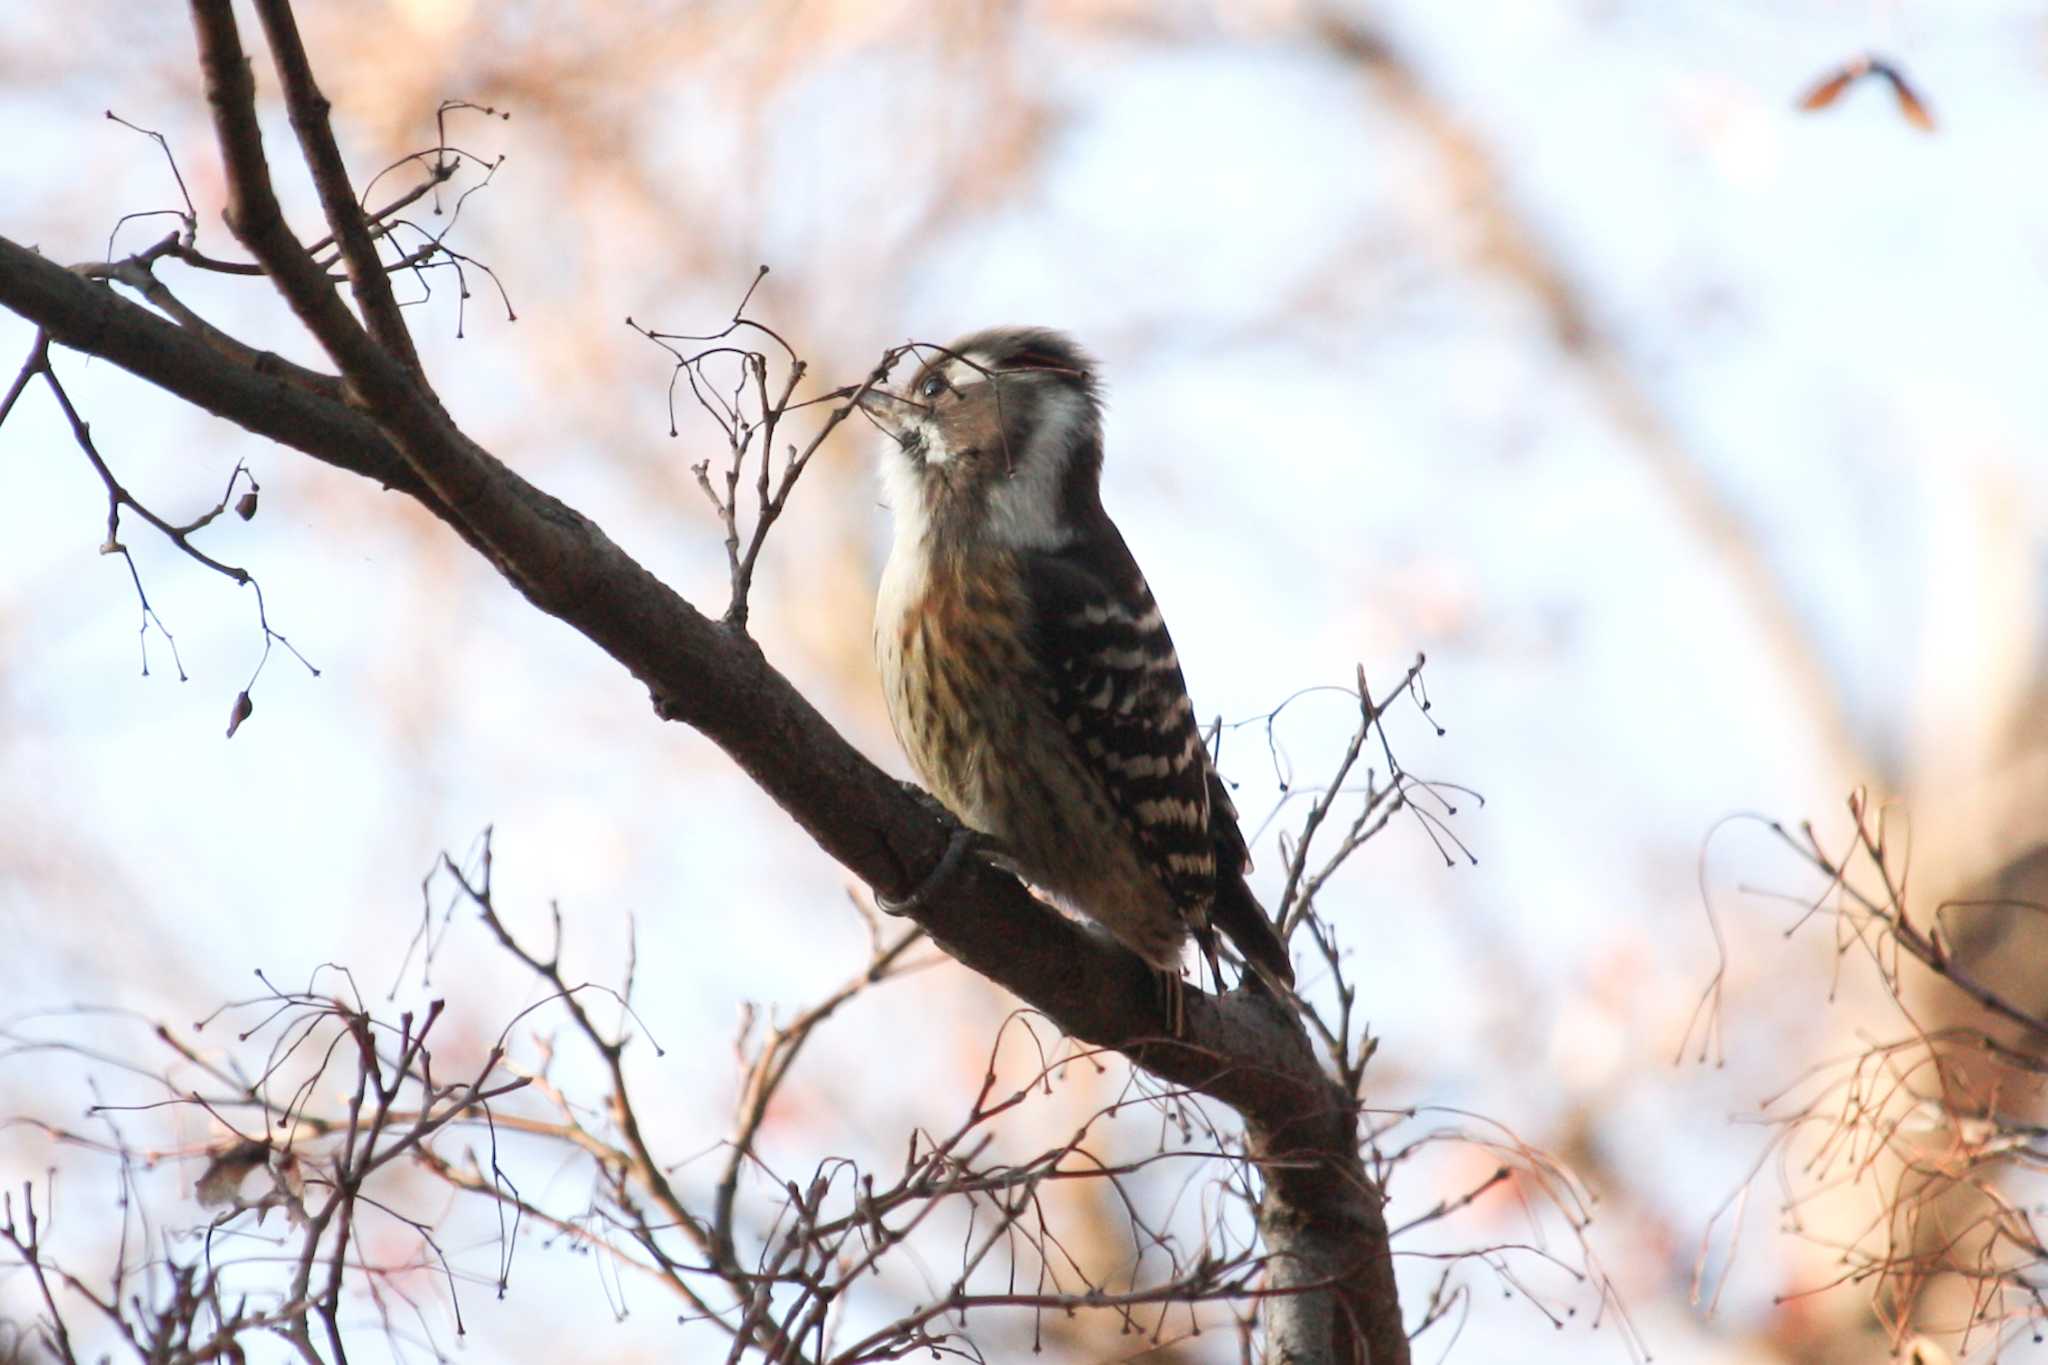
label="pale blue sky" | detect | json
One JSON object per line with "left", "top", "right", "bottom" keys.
{"left": 3, "top": 3, "right": 2044, "bottom": 1361}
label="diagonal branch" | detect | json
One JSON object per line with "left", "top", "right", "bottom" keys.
{"left": 0, "top": 237, "right": 425, "bottom": 499}
{"left": 250, "top": 0, "right": 423, "bottom": 374}
{"left": 188, "top": 0, "right": 426, "bottom": 425}
{"left": 78, "top": 237, "right": 345, "bottom": 403}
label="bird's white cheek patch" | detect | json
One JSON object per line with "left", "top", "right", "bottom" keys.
{"left": 920, "top": 423, "right": 955, "bottom": 467}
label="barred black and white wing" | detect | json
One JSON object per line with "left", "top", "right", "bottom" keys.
{"left": 1021, "top": 532, "right": 1293, "bottom": 989}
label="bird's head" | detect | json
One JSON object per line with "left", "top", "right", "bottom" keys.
{"left": 865, "top": 327, "right": 1104, "bottom": 554}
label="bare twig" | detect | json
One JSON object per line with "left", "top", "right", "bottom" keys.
{"left": 1694, "top": 791, "right": 2048, "bottom": 1351}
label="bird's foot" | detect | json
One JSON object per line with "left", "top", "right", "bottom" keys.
{"left": 1193, "top": 927, "right": 1227, "bottom": 997}
{"left": 876, "top": 821, "right": 983, "bottom": 917}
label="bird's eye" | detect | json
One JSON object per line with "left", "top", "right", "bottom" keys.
{"left": 918, "top": 374, "right": 947, "bottom": 400}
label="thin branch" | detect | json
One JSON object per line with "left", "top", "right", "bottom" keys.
{"left": 249, "top": 0, "right": 422, "bottom": 372}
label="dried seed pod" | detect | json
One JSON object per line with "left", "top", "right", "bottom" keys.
{"left": 195, "top": 1138, "right": 270, "bottom": 1207}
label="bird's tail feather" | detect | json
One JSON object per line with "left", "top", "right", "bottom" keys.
{"left": 1205, "top": 873, "right": 1295, "bottom": 995}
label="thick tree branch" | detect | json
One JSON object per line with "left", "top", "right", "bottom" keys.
{"left": 81, "top": 242, "right": 345, "bottom": 402}
{"left": 0, "top": 237, "right": 419, "bottom": 496}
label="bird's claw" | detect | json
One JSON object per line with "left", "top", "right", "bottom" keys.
{"left": 1158, "top": 968, "right": 1188, "bottom": 1039}
{"left": 877, "top": 821, "right": 980, "bottom": 916}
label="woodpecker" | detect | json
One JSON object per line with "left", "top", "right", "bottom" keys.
{"left": 865, "top": 327, "right": 1293, "bottom": 1006}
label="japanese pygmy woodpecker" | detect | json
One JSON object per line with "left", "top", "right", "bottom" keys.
{"left": 865, "top": 327, "right": 1294, "bottom": 998}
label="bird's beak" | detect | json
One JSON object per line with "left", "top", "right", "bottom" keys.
{"left": 858, "top": 387, "right": 921, "bottom": 446}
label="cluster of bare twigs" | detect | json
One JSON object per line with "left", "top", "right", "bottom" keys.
{"left": 0, "top": 821, "right": 1264, "bottom": 1363}
{"left": 1243, "top": 659, "right": 1473, "bottom": 1096}
{"left": 0, "top": 666, "right": 1640, "bottom": 1365}
{"left": 1693, "top": 793, "right": 2048, "bottom": 1356}
{"left": 1374, "top": 1103, "right": 1637, "bottom": 1352}
{"left": 627, "top": 279, "right": 908, "bottom": 631}
{"left": 1215, "top": 669, "right": 1640, "bottom": 1360}
{"left": 1, "top": 967, "right": 524, "bottom": 1364}
{"left": 0, "top": 96, "right": 508, "bottom": 734}
{"left": 88, "top": 101, "right": 513, "bottom": 341}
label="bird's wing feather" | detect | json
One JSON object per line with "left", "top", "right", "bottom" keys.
{"left": 1019, "top": 543, "right": 1218, "bottom": 913}
{"left": 1020, "top": 537, "right": 1295, "bottom": 989}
